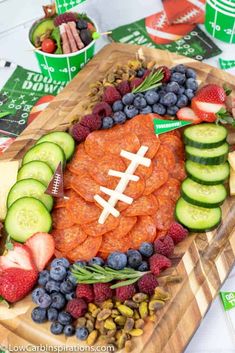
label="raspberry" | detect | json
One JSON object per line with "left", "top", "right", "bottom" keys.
{"left": 157, "top": 66, "right": 171, "bottom": 83}
{"left": 138, "top": 273, "right": 158, "bottom": 295}
{"left": 93, "top": 283, "right": 113, "bottom": 303}
{"left": 71, "top": 123, "right": 90, "bottom": 142}
{"left": 116, "top": 80, "right": 131, "bottom": 96}
{"left": 66, "top": 298, "right": 87, "bottom": 318}
{"left": 149, "top": 254, "right": 171, "bottom": 276}
{"left": 92, "top": 102, "right": 112, "bottom": 118}
{"left": 168, "top": 222, "right": 188, "bottom": 244}
{"left": 115, "top": 284, "right": 136, "bottom": 302}
{"left": 54, "top": 12, "right": 77, "bottom": 26}
{"left": 80, "top": 114, "right": 101, "bottom": 131}
{"left": 103, "top": 86, "right": 121, "bottom": 105}
{"left": 76, "top": 284, "right": 94, "bottom": 303}
{"left": 154, "top": 235, "right": 174, "bottom": 258}
{"left": 130, "top": 78, "right": 143, "bottom": 90}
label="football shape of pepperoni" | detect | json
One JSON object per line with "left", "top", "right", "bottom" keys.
{"left": 145, "top": 11, "right": 196, "bottom": 45}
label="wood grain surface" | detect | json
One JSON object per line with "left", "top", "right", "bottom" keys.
{"left": 0, "top": 43, "right": 235, "bottom": 353}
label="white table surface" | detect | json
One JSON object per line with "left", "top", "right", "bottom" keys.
{"left": 0, "top": 1, "right": 234, "bottom": 352}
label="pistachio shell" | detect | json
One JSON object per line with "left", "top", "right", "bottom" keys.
{"left": 124, "top": 318, "right": 135, "bottom": 332}
{"left": 149, "top": 299, "right": 165, "bottom": 311}
{"left": 133, "top": 293, "right": 148, "bottom": 303}
{"left": 97, "top": 309, "right": 112, "bottom": 321}
{"left": 135, "top": 319, "right": 145, "bottom": 329}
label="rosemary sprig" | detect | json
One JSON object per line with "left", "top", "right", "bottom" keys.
{"left": 71, "top": 264, "right": 149, "bottom": 289}
{"left": 132, "top": 68, "right": 164, "bottom": 93}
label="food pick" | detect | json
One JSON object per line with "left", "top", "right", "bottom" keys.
{"left": 92, "top": 31, "right": 112, "bottom": 40}
{"left": 45, "top": 162, "right": 64, "bottom": 198}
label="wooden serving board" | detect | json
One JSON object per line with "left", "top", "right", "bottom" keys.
{"left": 0, "top": 43, "right": 235, "bottom": 353}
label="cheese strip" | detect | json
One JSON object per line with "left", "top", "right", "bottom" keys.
{"left": 94, "top": 195, "right": 120, "bottom": 218}
{"left": 100, "top": 186, "right": 133, "bottom": 204}
{"left": 108, "top": 170, "right": 139, "bottom": 181}
{"left": 120, "top": 147, "right": 151, "bottom": 167}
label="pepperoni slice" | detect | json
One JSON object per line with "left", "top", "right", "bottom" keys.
{"left": 160, "top": 135, "right": 184, "bottom": 161}
{"left": 71, "top": 173, "right": 100, "bottom": 202}
{"left": 109, "top": 216, "right": 137, "bottom": 238}
{"left": 155, "top": 178, "right": 181, "bottom": 202}
{"left": 124, "top": 175, "right": 145, "bottom": 199}
{"left": 105, "top": 132, "right": 140, "bottom": 156}
{"left": 136, "top": 162, "right": 153, "bottom": 180}
{"left": 68, "top": 144, "right": 94, "bottom": 175}
{"left": 125, "top": 114, "right": 156, "bottom": 135}
{"left": 52, "top": 208, "right": 75, "bottom": 229}
{"left": 170, "top": 161, "right": 186, "bottom": 181}
{"left": 153, "top": 196, "right": 175, "bottom": 230}
{"left": 52, "top": 225, "right": 88, "bottom": 252}
{"left": 99, "top": 232, "right": 132, "bottom": 254}
{"left": 81, "top": 215, "right": 120, "bottom": 237}
{"left": 84, "top": 131, "right": 106, "bottom": 159}
{"left": 54, "top": 189, "right": 77, "bottom": 209}
{"left": 143, "top": 165, "right": 168, "bottom": 195}
{"left": 123, "top": 195, "right": 158, "bottom": 217}
{"left": 66, "top": 236, "right": 103, "bottom": 261}
{"left": 159, "top": 129, "right": 181, "bottom": 138}
{"left": 64, "top": 169, "right": 74, "bottom": 189}
{"left": 69, "top": 194, "right": 101, "bottom": 224}
{"left": 136, "top": 133, "right": 160, "bottom": 159}
{"left": 153, "top": 145, "right": 175, "bottom": 171}
{"left": 130, "top": 216, "right": 156, "bottom": 248}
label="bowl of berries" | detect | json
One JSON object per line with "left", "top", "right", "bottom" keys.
{"left": 29, "top": 5, "right": 97, "bottom": 82}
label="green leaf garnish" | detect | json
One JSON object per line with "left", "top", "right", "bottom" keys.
{"left": 216, "top": 107, "right": 234, "bottom": 125}
{"left": 132, "top": 69, "right": 164, "bottom": 93}
{"left": 51, "top": 27, "right": 62, "bottom": 55}
{"left": 0, "top": 296, "right": 10, "bottom": 308}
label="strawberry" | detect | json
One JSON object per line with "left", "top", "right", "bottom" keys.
{"left": 26, "top": 233, "right": 55, "bottom": 272}
{"left": 0, "top": 243, "right": 36, "bottom": 271}
{"left": 191, "top": 98, "right": 226, "bottom": 123}
{"left": 177, "top": 107, "right": 201, "bottom": 124}
{"left": 195, "top": 84, "right": 226, "bottom": 104}
{"left": 0, "top": 268, "right": 38, "bottom": 303}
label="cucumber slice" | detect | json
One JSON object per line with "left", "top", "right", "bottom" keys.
{"left": 22, "top": 142, "right": 65, "bottom": 172}
{"left": 185, "top": 160, "right": 230, "bottom": 185}
{"left": 7, "top": 179, "right": 53, "bottom": 211}
{"left": 17, "top": 161, "right": 53, "bottom": 186}
{"left": 184, "top": 124, "right": 227, "bottom": 148}
{"left": 186, "top": 143, "right": 229, "bottom": 165}
{"left": 5, "top": 197, "right": 52, "bottom": 242}
{"left": 175, "top": 197, "right": 221, "bottom": 232}
{"left": 181, "top": 178, "right": 227, "bottom": 208}
{"left": 36, "top": 131, "right": 75, "bottom": 161}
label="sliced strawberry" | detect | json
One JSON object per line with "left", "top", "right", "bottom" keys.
{"left": 0, "top": 243, "right": 36, "bottom": 271}
{"left": 177, "top": 107, "right": 201, "bottom": 124}
{"left": 195, "top": 84, "right": 226, "bottom": 104}
{"left": 191, "top": 98, "right": 225, "bottom": 122}
{"left": 26, "top": 232, "right": 55, "bottom": 272}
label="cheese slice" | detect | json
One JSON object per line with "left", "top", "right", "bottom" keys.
{"left": 228, "top": 151, "right": 235, "bottom": 171}
{"left": 229, "top": 168, "right": 235, "bottom": 196}
{"left": 0, "top": 160, "right": 19, "bottom": 220}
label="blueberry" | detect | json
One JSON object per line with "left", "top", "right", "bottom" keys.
{"left": 185, "top": 88, "right": 195, "bottom": 100}
{"left": 74, "top": 261, "right": 87, "bottom": 268}
{"left": 152, "top": 103, "right": 166, "bottom": 115}
{"left": 137, "top": 68, "right": 146, "bottom": 78}
{"left": 58, "top": 311, "right": 72, "bottom": 325}
{"left": 178, "top": 86, "right": 185, "bottom": 95}
{"left": 67, "top": 272, "right": 77, "bottom": 286}
{"left": 102, "top": 117, "right": 114, "bottom": 129}
{"left": 50, "top": 292, "right": 66, "bottom": 310}
{"left": 38, "top": 270, "right": 50, "bottom": 287}
{"left": 113, "top": 111, "right": 126, "bottom": 124}
{"left": 50, "top": 265, "right": 67, "bottom": 281}
{"left": 66, "top": 291, "right": 76, "bottom": 301}
{"left": 134, "top": 96, "right": 147, "bottom": 109}
{"left": 88, "top": 257, "right": 105, "bottom": 267}
{"left": 186, "top": 78, "right": 198, "bottom": 91}
{"left": 124, "top": 105, "right": 139, "bottom": 119}
{"left": 32, "top": 287, "right": 46, "bottom": 305}
{"left": 186, "top": 68, "right": 196, "bottom": 79}
{"left": 112, "top": 100, "right": 124, "bottom": 112}
{"left": 50, "top": 322, "right": 64, "bottom": 335}
{"left": 145, "top": 90, "right": 159, "bottom": 105}
{"left": 38, "top": 293, "right": 52, "bottom": 309}
{"left": 60, "top": 279, "right": 75, "bottom": 294}
{"left": 138, "top": 261, "right": 149, "bottom": 272}
{"left": 140, "top": 106, "right": 152, "bottom": 114}
{"left": 122, "top": 93, "right": 134, "bottom": 105}
{"left": 76, "top": 19, "right": 88, "bottom": 30}
{"left": 158, "top": 89, "right": 167, "bottom": 98}
{"left": 166, "top": 82, "right": 180, "bottom": 94}
{"left": 166, "top": 106, "right": 179, "bottom": 116}
{"left": 45, "top": 280, "right": 61, "bottom": 293}
{"left": 171, "top": 72, "right": 186, "bottom": 85}
{"left": 172, "top": 64, "right": 187, "bottom": 74}
{"left": 51, "top": 258, "right": 70, "bottom": 269}
{"left": 64, "top": 324, "right": 75, "bottom": 337}
{"left": 31, "top": 307, "right": 47, "bottom": 324}
{"left": 161, "top": 92, "right": 177, "bottom": 107}
{"left": 47, "top": 308, "right": 58, "bottom": 322}
{"left": 107, "top": 251, "right": 127, "bottom": 270}
{"left": 139, "top": 242, "right": 154, "bottom": 257}
{"left": 76, "top": 327, "right": 89, "bottom": 341}
{"left": 127, "top": 250, "right": 142, "bottom": 269}
{"left": 177, "top": 94, "right": 188, "bottom": 108}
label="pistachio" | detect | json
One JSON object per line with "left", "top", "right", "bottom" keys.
{"left": 88, "top": 303, "right": 98, "bottom": 313}
{"left": 149, "top": 299, "right": 165, "bottom": 311}
{"left": 97, "top": 309, "right": 112, "bottom": 321}
{"left": 125, "top": 340, "right": 133, "bottom": 352}
{"left": 77, "top": 317, "right": 86, "bottom": 327}
{"left": 133, "top": 293, "right": 148, "bottom": 303}
{"left": 133, "top": 310, "right": 140, "bottom": 320}
{"left": 111, "top": 309, "right": 120, "bottom": 318}
{"left": 104, "top": 318, "right": 116, "bottom": 330}
{"left": 129, "top": 329, "right": 144, "bottom": 337}
{"left": 117, "top": 304, "right": 134, "bottom": 317}
{"left": 85, "top": 313, "right": 95, "bottom": 322}
{"left": 153, "top": 287, "right": 171, "bottom": 301}
{"left": 124, "top": 318, "right": 135, "bottom": 332}
{"left": 86, "top": 319, "right": 94, "bottom": 333}
{"left": 86, "top": 330, "right": 98, "bottom": 345}
{"left": 114, "top": 315, "right": 126, "bottom": 326}
{"left": 149, "top": 314, "right": 157, "bottom": 322}
{"left": 102, "top": 299, "right": 114, "bottom": 310}
{"left": 106, "top": 329, "right": 116, "bottom": 338}
{"left": 135, "top": 319, "right": 145, "bottom": 329}
{"left": 139, "top": 302, "right": 148, "bottom": 319}
{"left": 124, "top": 300, "right": 139, "bottom": 309}
{"left": 117, "top": 333, "right": 129, "bottom": 350}
{"left": 91, "top": 308, "right": 101, "bottom": 318}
